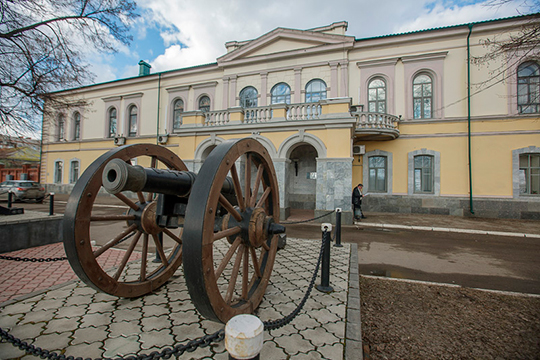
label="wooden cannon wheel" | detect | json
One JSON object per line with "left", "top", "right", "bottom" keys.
{"left": 183, "top": 138, "right": 281, "bottom": 323}
{"left": 63, "top": 144, "right": 187, "bottom": 297}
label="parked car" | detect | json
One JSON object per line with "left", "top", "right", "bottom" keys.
{"left": 0, "top": 180, "right": 46, "bottom": 203}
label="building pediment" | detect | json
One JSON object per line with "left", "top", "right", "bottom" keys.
{"left": 218, "top": 24, "right": 355, "bottom": 67}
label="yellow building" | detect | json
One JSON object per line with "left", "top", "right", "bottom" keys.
{"left": 42, "top": 16, "right": 540, "bottom": 223}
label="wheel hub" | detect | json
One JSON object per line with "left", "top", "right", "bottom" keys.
{"left": 127, "top": 200, "right": 162, "bottom": 235}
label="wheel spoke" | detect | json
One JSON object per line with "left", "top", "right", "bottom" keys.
{"left": 249, "top": 246, "right": 262, "bottom": 278}
{"left": 152, "top": 234, "right": 169, "bottom": 267}
{"left": 225, "top": 244, "right": 244, "bottom": 304}
{"left": 244, "top": 154, "right": 251, "bottom": 209}
{"left": 213, "top": 226, "right": 241, "bottom": 243}
{"left": 140, "top": 234, "right": 148, "bottom": 281}
{"left": 137, "top": 191, "right": 146, "bottom": 204}
{"left": 250, "top": 164, "right": 264, "bottom": 208}
{"left": 230, "top": 163, "right": 245, "bottom": 212}
{"left": 261, "top": 241, "right": 270, "bottom": 252}
{"left": 163, "top": 228, "right": 183, "bottom": 245}
{"left": 114, "top": 192, "right": 140, "bottom": 211}
{"left": 219, "top": 194, "right": 242, "bottom": 222}
{"left": 215, "top": 237, "right": 242, "bottom": 279}
{"left": 90, "top": 215, "right": 136, "bottom": 221}
{"left": 113, "top": 231, "right": 142, "bottom": 281}
{"left": 255, "top": 187, "right": 271, "bottom": 209}
{"left": 94, "top": 224, "right": 138, "bottom": 258}
{"left": 242, "top": 245, "right": 249, "bottom": 300}
{"left": 147, "top": 156, "right": 157, "bottom": 202}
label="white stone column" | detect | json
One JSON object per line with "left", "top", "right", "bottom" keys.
{"left": 340, "top": 61, "right": 349, "bottom": 97}
{"left": 229, "top": 75, "right": 238, "bottom": 107}
{"left": 222, "top": 77, "right": 230, "bottom": 109}
{"left": 274, "top": 159, "right": 290, "bottom": 220}
{"left": 329, "top": 61, "right": 339, "bottom": 98}
{"left": 260, "top": 72, "right": 268, "bottom": 106}
{"left": 294, "top": 67, "right": 302, "bottom": 103}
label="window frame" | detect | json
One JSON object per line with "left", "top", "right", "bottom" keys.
{"left": 413, "top": 155, "right": 434, "bottom": 193}
{"left": 240, "top": 86, "right": 258, "bottom": 108}
{"left": 271, "top": 82, "right": 291, "bottom": 104}
{"left": 172, "top": 98, "right": 184, "bottom": 130}
{"left": 367, "top": 77, "right": 387, "bottom": 114}
{"left": 519, "top": 153, "right": 540, "bottom": 195}
{"left": 57, "top": 114, "right": 65, "bottom": 141}
{"left": 305, "top": 79, "right": 327, "bottom": 103}
{"left": 54, "top": 160, "right": 63, "bottom": 184}
{"left": 108, "top": 107, "right": 117, "bottom": 138}
{"left": 367, "top": 155, "right": 388, "bottom": 193}
{"left": 73, "top": 111, "right": 81, "bottom": 140}
{"left": 198, "top": 95, "right": 211, "bottom": 112}
{"left": 408, "top": 149, "right": 440, "bottom": 196}
{"left": 517, "top": 61, "right": 540, "bottom": 114}
{"left": 69, "top": 159, "right": 80, "bottom": 184}
{"left": 412, "top": 73, "right": 433, "bottom": 119}
{"left": 127, "top": 104, "right": 138, "bottom": 137}
{"left": 512, "top": 146, "right": 540, "bottom": 197}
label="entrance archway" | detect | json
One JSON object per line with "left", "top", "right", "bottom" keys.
{"left": 287, "top": 143, "right": 318, "bottom": 219}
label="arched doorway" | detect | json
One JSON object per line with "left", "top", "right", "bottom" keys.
{"left": 287, "top": 144, "right": 318, "bottom": 219}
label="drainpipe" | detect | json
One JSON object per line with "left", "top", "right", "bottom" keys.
{"left": 467, "top": 24, "right": 475, "bottom": 214}
{"left": 156, "top": 73, "right": 162, "bottom": 145}
{"left": 39, "top": 111, "right": 44, "bottom": 183}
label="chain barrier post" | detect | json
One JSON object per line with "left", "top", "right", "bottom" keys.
{"left": 49, "top": 192, "right": 54, "bottom": 215}
{"left": 7, "top": 191, "right": 12, "bottom": 208}
{"left": 226, "top": 314, "right": 263, "bottom": 360}
{"left": 334, "top": 208, "right": 342, "bottom": 247}
{"left": 316, "top": 223, "right": 334, "bottom": 293}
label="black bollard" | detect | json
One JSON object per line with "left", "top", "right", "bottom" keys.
{"left": 316, "top": 223, "right": 334, "bottom": 293}
{"left": 334, "top": 208, "right": 342, "bottom": 247}
{"left": 7, "top": 191, "right": 12, "bottom": 208}
{"left": 49, "top": 193, "right": 55, "bottom": 215}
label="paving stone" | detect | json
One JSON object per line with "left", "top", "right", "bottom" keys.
{"left": 167, "top": 289, "right": 191, "bottom": 302}
{"left": 108, "top": 321, "right": 141, "bottom": 338}
{"left": 32, "top": 332, "right": 72, "bottom": 353}
{"left": 20, "top": 309, "right": 57, "bottom": 325}
{"left": 0, "top": 313, "right": 21, "bottom": 329}
{"left": 168, "top": 300, "right": 196, "bottom": 313}
{"left": 87, "top": 301, "right": 116, "bottom": 314}
{"left": 112, "top": 308, "right": 142, "bottom": 322}
{"left": 64, "top": 342, "right": 104, "bottom": 358}
{"left": 9, "top": 322, "right": 43, "bottom": 340}
{"left": 274, "top": 333, "right": 312, "bottom": 355}
{"left": 255, "top": 306, "right": 282, "bottom": 322}
{"left": 200, "top": 319, "right": 225, "bottom": 335}
{"left": 0, "top": 340, "right": 28, "bottom": 358}
{"left": 139, "top": 329, "right": 174, "bottom": 350}
{"left": 268, "top": 324, "right": 299, "bottom": 337}
{"left": 319, "top": 342, "right": 344, "bottom": 359}
{"left": 261, "top": 339, "right": 288, "bottom": 360}
{"left": 141, "top": 304, "right": 169, "bottom": 317}
{"left": 292, "top": 313, "right": 320, "bottom": 331}
{"left": 142, "top": 294, "right": 169, "bottom": 306}
{"left": 171, "top": 309, "right": 200, "bottom": 325}
{"left": 103, "top": 334, "right": 140, "bottom": 357}
{"left": 71, "top": 325, "right": 108, "bottom": 345}
{"left": 344, "top": 339, "right": 362, "bottom": 360}
{"left": 54, "top": 304, "right": 87, "bottom": 319}
{"left": 43, "top": 317, "right": 79, "bottom": 334}
{"left": 325, "top": 321, "right": 346, "bottom": 339}
{"left": 81, "top": 312, "right": 112, "bottom": 327}
{"left": 310, "top": 308, "right": 341, "bottom": 324}
{"left": 171, "top": 322, "right": 205, "bottom": 343}
{"left": 117, "top": 297, "right": 144, "bottom": 309}
{"left": 2, "top": 300, "right": 35, "bottom": 315}
{"left": 303, "top": 327, "right": 339, "bottom": 347}
{"left": 292, "top": 350, "right": 324, "bottom": 359}
{"left": 141, "top": 314, "right": 171, "bottom": 331}
{"left": 64, "top": 295, "right": 92, "bottom": 307}
{"left": 93, "top": 292, "right": 118, "bottom": 303}
{"left": 327, "top": 303, "right": 346, "bottom": 318}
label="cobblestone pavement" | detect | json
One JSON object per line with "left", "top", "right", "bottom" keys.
{"left": 0, "top": 237, "right": 355, "bottom": 359}
{"left": 0, "top": 243, "right": 142, "bottom": 304}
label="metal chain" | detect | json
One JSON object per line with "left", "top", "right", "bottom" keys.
{"left": 263, "top": 231, "right": 326, "bottom": 330}
{"left": 0, "top": 232, "right": 136, "bottom": 263}
{"left": 281, "top": 209, "right": 335, "bottom": 224}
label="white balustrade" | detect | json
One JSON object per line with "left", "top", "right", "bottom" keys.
{"left": 243, "top": 106, "right": 273, "bottom": 123}
{"left": 204, "top": 110, "right": 230, "bottom": 126}
{"left": 287, "top": 103, "right": 321, "bottom": 121}
{"left": 354, "top": 112, "right": 400, "bottom": 131}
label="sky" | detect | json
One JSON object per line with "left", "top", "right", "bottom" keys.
{"left": 88, "top": 0, "right": 534, "bottom": 84}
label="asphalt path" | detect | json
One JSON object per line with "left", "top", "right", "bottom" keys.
{"left": 7, "top": 197, "right": 540, "bottom": 295}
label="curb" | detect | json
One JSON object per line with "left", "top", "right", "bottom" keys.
{"left": 356, "top": 222, "right": 540, "bottom": 238}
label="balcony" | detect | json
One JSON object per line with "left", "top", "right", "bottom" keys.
{"left": 351, "top": 111, "right": 400, "bottom": 140}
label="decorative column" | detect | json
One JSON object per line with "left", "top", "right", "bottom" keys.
{"left": 229, "top": 75, "right": 238, "bottom": 107}
{"left": 294, "top": 67, "right": 302, "bottom": 103}
{"left": 315, "top": 157, "right": 354, "bottom": 224}
{"left": 340, "top": 61, "right": 349, "bottom": 97}
{"left": 273, "top": 159, "right": 290, "bottom": 221}
{"left": 329, "top": 61, "right": 339, "bottom": 98}
{"left": 260, "top": 72, "right": 268, "bottom": 106}
{"left": 222, "top": 77, "right": 230, "bottom": 109}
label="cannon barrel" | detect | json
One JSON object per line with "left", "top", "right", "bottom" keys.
{"left": 102, "top": 159, "right": 234, "bottom": 197}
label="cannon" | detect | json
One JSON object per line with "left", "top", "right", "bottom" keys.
{"left": 63, "top": 138, "right": 284, "bottom": 323}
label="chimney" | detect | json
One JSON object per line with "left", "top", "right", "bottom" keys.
{"left": 138, "top": 60, "right": 151, "bottom": 76}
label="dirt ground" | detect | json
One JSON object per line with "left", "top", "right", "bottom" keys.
{"left": 360, "top": 276, "right": 540, "bottom": 359}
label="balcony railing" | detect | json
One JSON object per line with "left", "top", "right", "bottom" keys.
{"left": 287, "top": 103, "right": 321, "bottom": 121}
{"left": 352, "top": 111, "right": 400, "bottom": 140}
{"left": 244, "top": 107, "right": 273, "bottom": 123}
{"left": 204, "top": 110, "right": 230, "bottom": 126}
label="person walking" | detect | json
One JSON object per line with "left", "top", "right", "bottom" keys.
{"left": 352, "top": 183, "right": 366, "bottom": 220}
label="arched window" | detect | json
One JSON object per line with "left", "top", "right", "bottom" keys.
{"left": 57, "top": 114, "right": 65, "bottom": 141}
{"left": 271, "top": 83, "right": 291, "bottom": 104}
{"left": 413, "top": 74, "right": 433, "bottom": 119}
{"left": 199, "top": 96, "right": 210, "bottom": 112}
{"left": 305, "top": 79, "right": 327, "bottom": 103}
{"left": 73, "top": 112, "right": 81, "bottom": 140}
{"left": 240, "top": 87, "right": 258, "bottom": 108}
{"left": 128, "top": 105, "right": 137, "bottom": 137}
{"left": 173, "top": 99, "right": 184, "bottom": 129}
{"left": 517, "top": 61, "right": 540, "bottom": 114}
{"left": 368, "top": 78, "right": 386, "bottom": 113}
{"left": 414, "top": 155, "right": 433, "bottom": 193}
{"left": 108, "top": 108, "right": 117, "bottom": 138}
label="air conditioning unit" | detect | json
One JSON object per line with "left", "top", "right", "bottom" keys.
{"left": 353, "top": 145, "right": 365, "bottom": 155}
{"left": 114, "top": 136, "right": 126, "bottom": 146}
{"left": 158, "top": 134, "right": 168, "bottom": 144}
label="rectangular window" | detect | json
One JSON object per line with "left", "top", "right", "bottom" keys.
{"left": 414, "top": 155, "right": 433, "bottom": 193}
{"left": 368, "top": 156, "right": 387, "bottom": 192}
{"left": 520, "top": 154, "right": 540, "bottom": 195}
{"left": 54, "top": 161, "right": 63, "bottom": 184}
{"left": 70, "top": 161, "right": 79, "bottom": 184}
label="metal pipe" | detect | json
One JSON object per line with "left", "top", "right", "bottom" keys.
{"left": 334, "top": 208, "right": 342, "bottom": 247}
{"left": 316, "top": 223, "right": 334, "bottom": 293}
{"left": 467, "top": 23, "right": 475, "bottom": 215}
{"left": 156, "top": 73, "right": 162, "bottom": 145}
{"left": 49, "top": 192, "right": 55, "bottom": 215}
